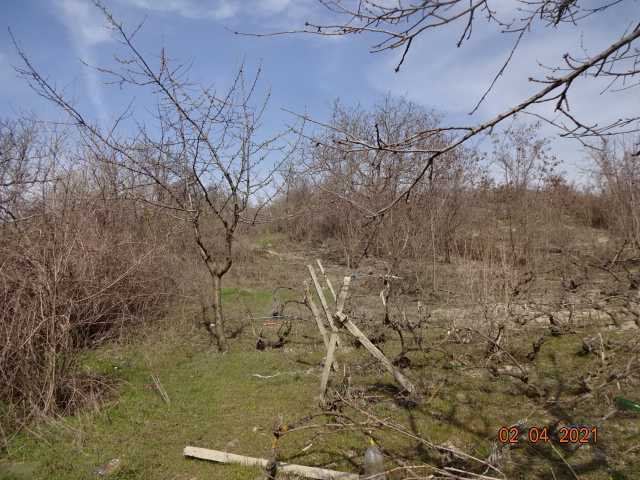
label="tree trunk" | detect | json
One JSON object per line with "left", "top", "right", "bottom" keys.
{"left": 212, "top": 273, "right": 228, "bottom": 352}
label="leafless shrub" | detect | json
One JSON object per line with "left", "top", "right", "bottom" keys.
{"left": 279, "top": 97, "right": 481, "bottom": 274}
{"left": 592, "top": 138, "right": 640, "bottom": 249}
{"left": 0, "top": 129, "right": 173, "bottom": 439}
{"left": 247, "top": 1, "right": 640, "bottom": 217}
{"left": 13, "top": 2, "right": 299, "bottom": 351}
{"left": 0, "top": 118, "right": 55, "bottom": 223}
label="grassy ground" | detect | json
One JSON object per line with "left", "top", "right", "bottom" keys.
{"left": 1, "top": 243, "right": 639, "bottom": 479}
{"left": 0, "top": 296, "right": 324, "bottom": 479}
{"left": 2, "top": 315, "right": 637, "bottom": 479}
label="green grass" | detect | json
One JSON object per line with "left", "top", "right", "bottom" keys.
{"left": 220, "top": 287, "right": 298, "bottom": 315}
{"left": 0, "top": 281, "right": 350, "bottom": 480}
{"left": 1, "top": 301, "right": 638, "bottom": 479}
{"left": 254, "top": 233, "right": 286, "bottom": 250}
{"left": 221, "top": 287, "right": 274, "bottom": 310}
{"left": 1, "top": 334, "right": 322, "bottom": 479}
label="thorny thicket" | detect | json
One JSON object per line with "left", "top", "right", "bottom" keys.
{"left": 263, "top": 247, "right": 639, "bottom": 478}
{"left": 13, "top": 1, "right": 299, "bottom": 352}
{"left": 0, "top": 120, "right": 174, "bottom": 445}
{"left": 3, "top": 1, "right": 640, "bottom": 477}
{"left": 266, "top": 100, "right": 640, "bottom": 478}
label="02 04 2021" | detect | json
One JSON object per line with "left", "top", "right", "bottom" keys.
{"left": 498, "top": 425, "right": 598, "bottom": 445}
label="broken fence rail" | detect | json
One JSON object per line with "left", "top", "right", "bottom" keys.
{"left": 184, "top": 446, "right": 359, "bottom": 480}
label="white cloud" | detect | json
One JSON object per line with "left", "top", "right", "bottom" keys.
{"left": 58, "top": 0, "right": 112, "bottom": 46}
{"left": 54, "top": 0, "right": 113, "bottom": 123}
{"left": 259, "top": 0, "right": 293, "bottom": 14}
{"left": 116, "top": 0, "right": 311, "bottom": 24}
{"left": 209, "top": 0, "right": 240, "bottom": 20}
{"left": 365, "top": 3, "right": 638, "bottom": 180}
{"left": 121, "top": 0, "right": 208, "bottom": 19}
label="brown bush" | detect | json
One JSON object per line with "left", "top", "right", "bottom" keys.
{"left": 0, "top": 164, "right": 173, "bottom": 439}
{"left": 592, "top": 139, "right": 640, "bottom": 246}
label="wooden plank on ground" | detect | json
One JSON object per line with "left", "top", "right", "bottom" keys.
{"left": 184, "top": 446, "right": 359, "bottom": 480}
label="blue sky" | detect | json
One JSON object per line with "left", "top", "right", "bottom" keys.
{"left": 1, "top": 0, "right": 638, "bottom": 182}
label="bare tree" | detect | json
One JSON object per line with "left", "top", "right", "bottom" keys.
{"left": 0, "top": 118, "right": 55, "bottom": 223}
{"left": 491, "top": 121, "right": 559, "bottom": 265}
{"left": 240, "top": 0, "right": 640, "bottom": 218}
{"left": 13, "top": 3, "right": 298, "bottom": 351}
{"left": 493, "top": 122, "right": 557, "bottom": 192}
{"left": 304, "top": 97, "right": 445, "bottom": 268}
{"left": 289, "top": 96, "right": 479, "bottom": 276}
{"left": 592, "top": 137, "right": 640, "bottom": 249}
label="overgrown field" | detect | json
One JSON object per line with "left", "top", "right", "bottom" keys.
{"left": 3, "top": 3, "right": 640, "bottom": 477}
{"left": 1, "top": 237, "right": 639, "bottom": 480}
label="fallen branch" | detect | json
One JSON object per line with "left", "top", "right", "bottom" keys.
{"left": 251, "top": 370, "right": 315, "bottom": 379}
{"left": 183, "top": 446, "right": 359, "bottom": 480}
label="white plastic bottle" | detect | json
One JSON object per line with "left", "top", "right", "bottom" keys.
{"left": 363, "top": 439, "right": 386, "bottom": 479}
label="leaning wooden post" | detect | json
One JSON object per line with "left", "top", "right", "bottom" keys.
{"left": 319, "top": 276, "right": 352, "bottom": 405}
{"left": 307, "top": 281, "right": 338, "bottom": 373}
{"left": 307, "top": 265, "right": 338, "bottom": 332}
{"left": 305, "top": 283, "right": 329, "bottom": 349}
{"left": 316, "top": 259, "right": 337, "bottom": 303}
{"left": 339, "top": 315, "right": 416, "bottom": 395}
{"left": 319, "top": 333, "right": 339, "bottom": 405}
{"left": 335, "top": 276, "right": 351, "bottom": 315}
